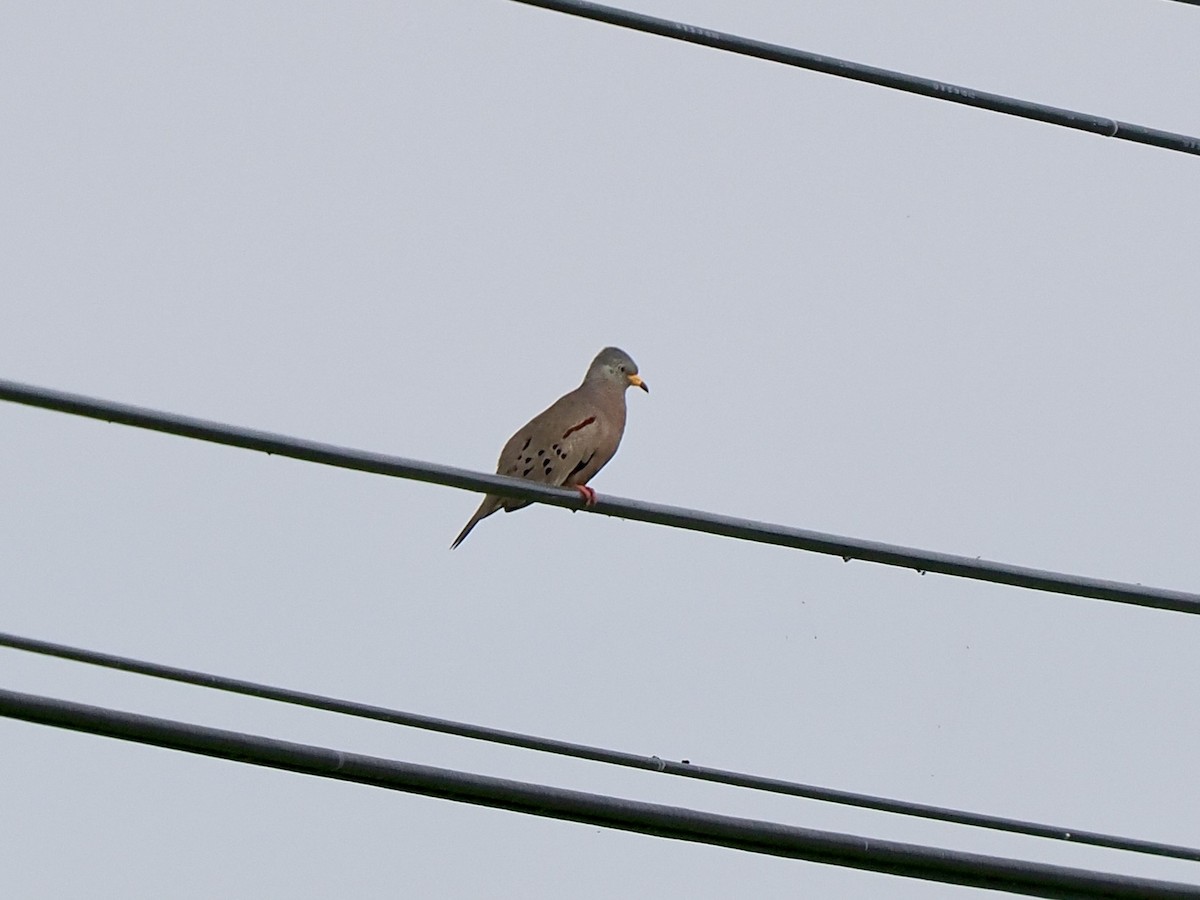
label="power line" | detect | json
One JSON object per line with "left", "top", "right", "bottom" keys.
{"left": 510, "top": 0, "right": 1200, "bottom": 158}
{"left": 5, "top": 629, "right": 1195, "bottom": 863}
{"left": 1, "top": 688, "right": 1196, "bottom": 898}
{"left": 2, "top": 378, "right": 1197, "bottom": 615}
{"left": 2, "top": 377, "right": 1197, "bottom": 613}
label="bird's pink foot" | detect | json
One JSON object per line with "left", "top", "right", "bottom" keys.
{"left": 573, "top": 485, "right": 598, "bottom": 506}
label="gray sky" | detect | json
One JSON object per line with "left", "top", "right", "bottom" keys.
{"left": 2, "top": 1, "right": 1198, "bottom": 896}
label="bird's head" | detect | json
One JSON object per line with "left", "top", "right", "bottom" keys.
{"left": 587, "top": 347, "right": 649, "bottom": 393}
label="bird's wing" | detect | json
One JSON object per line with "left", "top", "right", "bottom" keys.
{"left": 496, "top": 387, "right": 614, "bottom": 499}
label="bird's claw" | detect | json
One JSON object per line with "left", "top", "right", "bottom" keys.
{"left": 573, "top": 485, "right": 598, "bottom": 506}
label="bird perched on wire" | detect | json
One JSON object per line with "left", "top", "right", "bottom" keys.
{"left": 451, "top": 347, "right": 649, "bottom": 549}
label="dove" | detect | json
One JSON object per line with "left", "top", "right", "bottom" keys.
{"left": 451, "top": 347, "right": 648, "bottom": 548}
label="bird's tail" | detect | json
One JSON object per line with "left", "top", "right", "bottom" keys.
{"left": 450, "top": 495, "right": 501, "bottom": 549}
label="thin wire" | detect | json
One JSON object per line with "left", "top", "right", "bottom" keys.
{"left": 510, "top": 0, "right": 1200, "bottom": 158}
{"left": 2, "top": 689, "right": 1197, "bottom": 898}
{"left": 2, "top": 629, "right": 1195, "bottom": 862}
{"left": 2, "top": 378, "right": 1197, "bottom": 614}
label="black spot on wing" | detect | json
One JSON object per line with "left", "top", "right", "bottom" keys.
{"left": 567, "top": 453, "right": 595, "bottom": 480}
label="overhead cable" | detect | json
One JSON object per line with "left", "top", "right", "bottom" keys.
{"left": 2, "top": 688, "right": 1197, "bottom": 898}
{"left": 5, "top": 629, "right": 1195, "bottom": 862}
{"left": 1, "top": 378, "right": 1197, "bottom": 614}
{"left": 510, "top": 0, "right": 1200, "bottom": 158}
{"left": 2, "top": 378, "right": 1197, "bottom": 614}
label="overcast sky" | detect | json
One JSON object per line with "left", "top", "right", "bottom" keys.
{"left": 2, "top": 2, "right": 1199, "bottom": 897}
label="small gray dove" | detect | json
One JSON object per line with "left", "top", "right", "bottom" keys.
{"left": 451, "top": 347, "right": 648, "bottom": 548}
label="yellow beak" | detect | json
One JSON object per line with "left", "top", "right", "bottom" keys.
{"left": 627, "top": 374, "right": 649, "bottom": 393}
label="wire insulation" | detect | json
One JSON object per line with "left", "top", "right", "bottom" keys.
{"left": 2, "top": 688, "right": 1197, "bottom": 898}
{"left": 510, "top": 0, "right": 1200, "bottom": 157}
{"left": 2, "top": 378, "right": 1197, "bottom": 614}
{"left": 4, "top": 630, "right": 1195, "bottom": 861}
